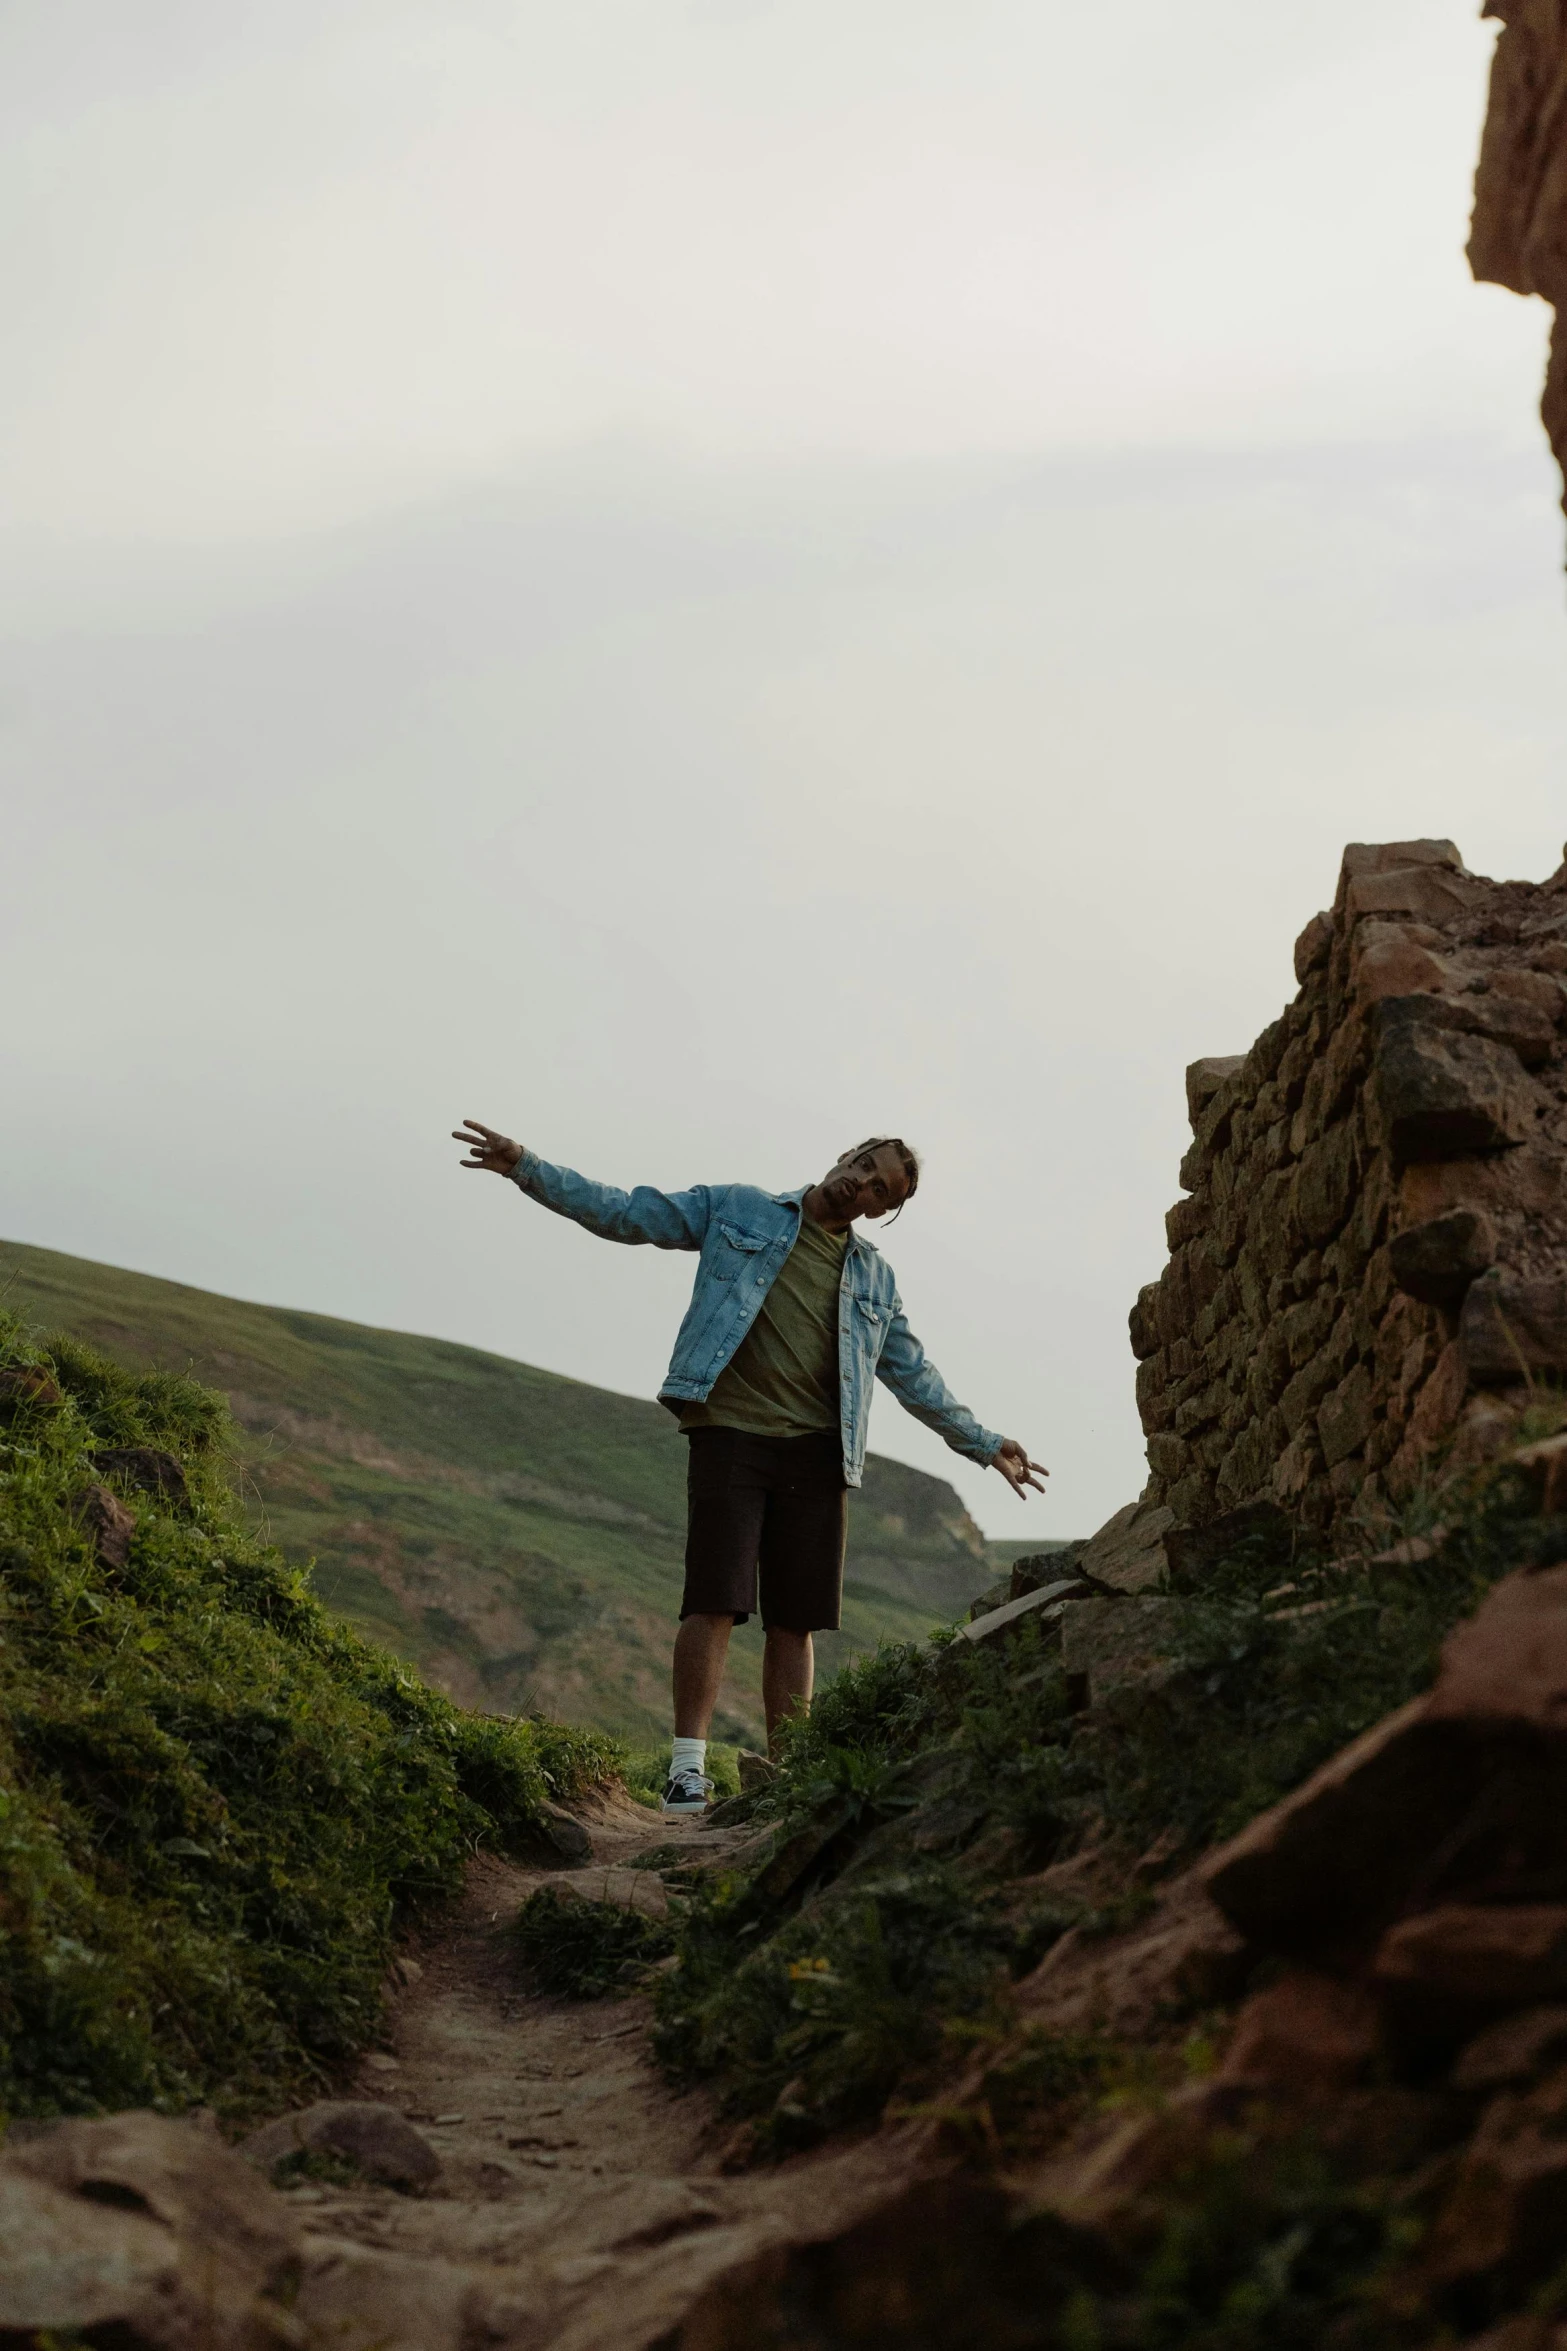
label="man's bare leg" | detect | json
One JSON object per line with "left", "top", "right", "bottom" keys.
{"left": 763, "top": 1627, "right": 813, "bottom": 1752}
{"left": 672, "top": 1612, "right": 734, "bottom": 1738}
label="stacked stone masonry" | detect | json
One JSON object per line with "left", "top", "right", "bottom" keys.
{"left": 1130, "top": 839, "right": 1567, "bottom": 1537}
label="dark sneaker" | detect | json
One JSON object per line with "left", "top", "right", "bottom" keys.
{"left": 660, "top": 1768, "right": 714, "bottom": 1815}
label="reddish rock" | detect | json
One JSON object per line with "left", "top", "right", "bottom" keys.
{"left": 1389, "top": 1208, "right": 1497, "bottom": 1307}
{"left": 1453, "top": 2005, "right": 1567, "bottom": 2095}
{"left": 1374, "top": 1905, "right": 1567, "bottom": 2010}
{"left": 76, "top": 1482, "right": 136, "bottom": 1570}
{"left": 1337, "top": 841, "right": 1468, "bottom": 903}
{"left": 1057, "top": 1595, "right": 1183, "bottom": 1707}
{"left": 538, "top": 1799, "right": 594, "bottom": 1862}
{"left": 1218, "top": 1969, "right": 1382, "bottom": 2094}
{"left": 1400, "top": 1341, "right": 1468, "bottom": 1459}
{"left": 1345, "top": 865, "right": 1477, "bottom": 926}
{"left": 1491, "top": 967, "right": 1567, "bottom": 1017}
{"left": 0, "top": 1363, "right": 63, "bottom": 1411}
{"left": 1456, "top": 2325, "right": 1566, "bottom": 2351}
{"left": 1317, "top": 1362, "right": 1376, "bottom": 1469}
{"left": 1185, "top": 1055, "right": 1245, "bottom": 1126}
{"left": 1023, "top": 2079, "right": 1260, "bottom": 2261}
{"left": 1403, "top": 1143, "right": 1564, "bottom": 1224}
{"left": 1, "top": 2110, "right": 302, "bottom": 2347}
{"left": 1354, "top": 927, "right": 1447, "bottom": 1006}
{"left": 1294, "top": 911, "right": 1334, "bottom": 983}
{"left": 1471, "top": 0, "right": 1567, "bottom": 535}
{"left": 1426, "top": 1565, "right": 1567, "bottom": 1741}
{"left": 1427, "top": 2063, "right": 1567, "bottom": 2290}
{"left": 1074, "top": 1498, "right": 1174, "bottom": 1595}
{"left": 1200, "top": 1697, "right": 1473, "bottom": 1953}
{"left": 1371, "top": 999, "right": 1539, "bottom": 1166}
{"left": 1017, "top": 1872, "right": 1250, "bottom": 2040}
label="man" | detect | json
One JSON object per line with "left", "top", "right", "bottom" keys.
{"left": 452, "top": 1122, "right": 1047, "bottom": 1812}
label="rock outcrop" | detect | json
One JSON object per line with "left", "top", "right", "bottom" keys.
{"left": 1131, "top": 840, "right": 1567, "bottom": 1537}
{"left": 1471, "top": 1, "right": 1567, "bottom": 542}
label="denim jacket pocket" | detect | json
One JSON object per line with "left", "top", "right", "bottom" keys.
{"left": 712, "top": 1223, "right": 768, "bottom": 1280}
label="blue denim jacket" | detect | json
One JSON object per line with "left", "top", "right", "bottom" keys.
{"left": 509, "top": 1152, "right": 1002, "bottom": 1488}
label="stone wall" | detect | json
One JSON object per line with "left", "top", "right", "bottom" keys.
{"left": 1130, "top": 839, "right": 1567, "bottom": 1538}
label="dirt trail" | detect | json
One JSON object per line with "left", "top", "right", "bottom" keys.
{"left": 278, "top": 1790, "right": 914, "bottom": 2350}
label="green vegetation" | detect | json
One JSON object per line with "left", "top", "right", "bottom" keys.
{"left": 650, "top": 1455, "right": 1562, "bottom": 2155}
{"left": 1060, "top": 2129, "right": 1418, "bottom": 2351}
{"left": 0, "top": 1240, "right": 1004, "bottom": 1742}
{"left": 512, "top": 1886, "right": 675, "bottom": 1997}
{"left": 0, "top": 1310, "right": 616, "bottom": 2120}
{"left": 656, "top": 1860, "right": 1019, "bottom": 2146}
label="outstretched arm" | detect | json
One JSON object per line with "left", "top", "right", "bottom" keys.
{"left": 452, "top": 1119, "right": 711, "bottom": 1250}
{"left": 876, "top": 1299, "right": 1048, "bottom": 1499}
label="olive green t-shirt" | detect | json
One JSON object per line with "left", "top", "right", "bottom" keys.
{"left": 679, "top": 1215, "right": 848, "bottom": 1440}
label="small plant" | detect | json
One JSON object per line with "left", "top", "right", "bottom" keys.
{"left": 513, "top": 1886, "right": 674, "bottom": 1997}
{"left": 654, "top": 1861, "right": 1015, "bottom": 2149}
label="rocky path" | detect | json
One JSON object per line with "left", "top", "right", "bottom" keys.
{"left": 272, "top": 1789, "right": 914, "bottom": 2350}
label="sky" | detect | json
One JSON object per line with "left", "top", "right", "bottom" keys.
{"left": 3, "top": 0, "right": 1564, "bottom": 1538}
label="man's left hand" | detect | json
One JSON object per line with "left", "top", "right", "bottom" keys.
{"left": 991, "top": 1439, "right": 1048, "bottom": 1499}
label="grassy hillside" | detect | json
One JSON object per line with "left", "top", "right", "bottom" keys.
{"left": 0, "top": 1242, "right": 1001, "bottom": 1742}
{"left": 0, "top": 1309, "right": 616, "bottom": 2118}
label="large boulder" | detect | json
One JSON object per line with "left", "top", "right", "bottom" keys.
{"left": 1426, "top": 1563, "right": 1567, "bottom": 1737}
{"left": 1075, "top": 1499, "right": 1174, "bottom": 1594}
{"left": 0, "top": 2111, "right": 303, "bottom": 2348}
{"left": 1199, "top": 1697, "right": 1466, "bottom": 1952}
{"left": 1217, "top": 1969, "right": 1382, "bottom": 2095}
{"left": 1204, "top": 1567, "right": 1567, "bottom": 1955}
{"left": 1374, "top": 1905, "right": 1567, "bottom": 2016}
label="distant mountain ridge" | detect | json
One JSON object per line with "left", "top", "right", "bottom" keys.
{"left": 0, "top": 1240, "right": 1000, "bottom": 1741}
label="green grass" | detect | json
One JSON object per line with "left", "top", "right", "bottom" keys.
{"left": 0, "top": 1310, "right": 618, "bottom": 2120}
{"left": 512, "top": 1886, "right": 675, "bottom": 1997}
{"left": 0, "top": 1240, "right": 1006, "bottom": 1743}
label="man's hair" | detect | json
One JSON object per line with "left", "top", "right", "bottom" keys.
{"left": 845, "top": 1135, "right": 921, "bottom": 1220}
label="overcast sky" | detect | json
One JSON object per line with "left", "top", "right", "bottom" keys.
{"left": 4, "top": 1, "right": 1562, "bottom": 1537}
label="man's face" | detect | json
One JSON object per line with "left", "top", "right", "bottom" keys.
{"left": 817, "top": 1141, "right": 911, "bottom": 1225}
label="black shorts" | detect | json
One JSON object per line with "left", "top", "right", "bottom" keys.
{"left": 680, "top": 1427, "right": 847, "bottom": 1632}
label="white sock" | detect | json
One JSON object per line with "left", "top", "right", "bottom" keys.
{"left": 670, "top": 1736, "right": 706, "bottom": 1780}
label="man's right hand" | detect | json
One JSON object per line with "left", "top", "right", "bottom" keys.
{"left": 453, "top": 1118, "right": 523, "bottom": 1175}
